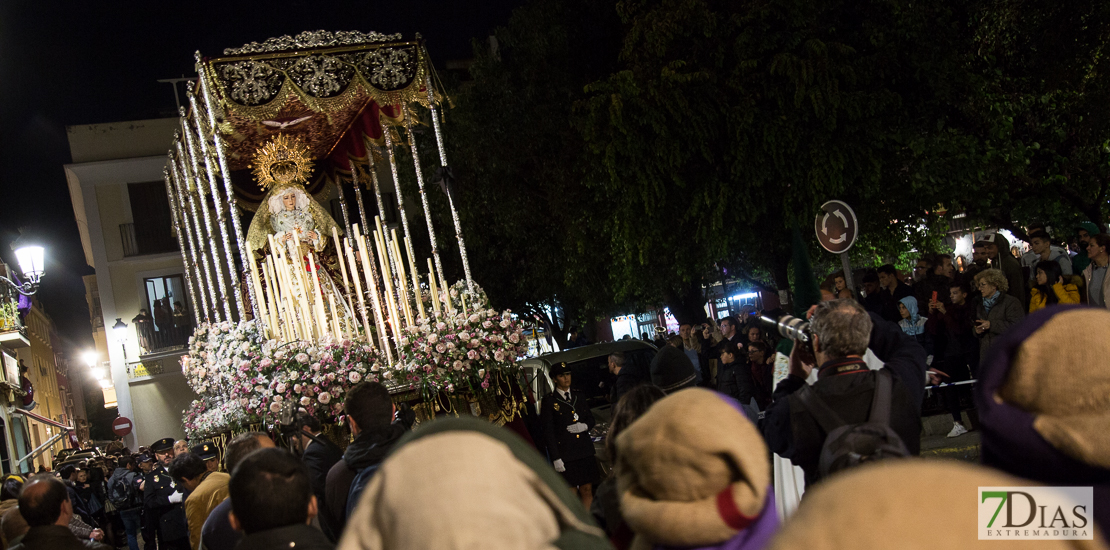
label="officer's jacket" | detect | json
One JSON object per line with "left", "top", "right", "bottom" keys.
{"left": 144, "top": 464, "right": 189, "bottom": 543}
{"left": 539, "top": 389, "right": 596, "bottom": 462}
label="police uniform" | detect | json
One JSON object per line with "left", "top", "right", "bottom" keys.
{"left": 143, "top": 437, "right": 190, "bottom": 550}
{"left": 540, "top": 363, "right": 599, "bottom": 488}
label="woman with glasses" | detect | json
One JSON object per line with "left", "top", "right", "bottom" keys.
{"left": 973, "top": 269, "right": 1026, "bottom": 358}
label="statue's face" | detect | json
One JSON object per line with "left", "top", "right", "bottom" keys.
{"left": 283, "top": 193, "right": 297, "bottom": 211}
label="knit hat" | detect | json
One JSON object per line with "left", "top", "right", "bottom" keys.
{"left": 615, "top": 388, "right": 777, "bottom": 549}
{"left": 337, "top": 416, "right": 609, "bottom": 550}
{"left": 649, "top": 345, "right": 696, "bottom": 393}
{"left": 977, "top": 305, "right": 1110, "bottom": 535}
{"left": 767, "top": 460, "right": 1106, "bottom": 549}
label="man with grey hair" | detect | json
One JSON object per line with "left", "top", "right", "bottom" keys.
{"left": 760, "top": 299, "right": 927, "bottom": 486}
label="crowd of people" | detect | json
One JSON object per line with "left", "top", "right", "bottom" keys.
{"left": 0, "top": 225, "right": 1105, "bottom": 549}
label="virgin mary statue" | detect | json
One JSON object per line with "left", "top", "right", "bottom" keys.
{"left": 245, "top": 134, "right": 358, "bottom": 339}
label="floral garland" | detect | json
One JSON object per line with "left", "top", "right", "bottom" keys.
{"left": 180, "top": 282, "right": 526, "bottom": 440}
{"left": 396, "top": 282, "right": 528, "bottom": 402}
{"left": 181, "top": 321, "right": 383, "bottom": 438}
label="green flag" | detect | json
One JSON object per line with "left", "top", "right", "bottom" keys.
{"left": 791, "top": 225, "right": 822, "bottom": 318}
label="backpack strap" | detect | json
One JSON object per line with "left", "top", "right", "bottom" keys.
{"left": 867, "top": 369, "right": 894, "bottom": 426}
{"left": 795, "top": 385, "right": 848, "bottom": 433}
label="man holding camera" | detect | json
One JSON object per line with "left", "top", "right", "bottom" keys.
{"left": 759, "top": 299, "right": 927, "bottom": 487}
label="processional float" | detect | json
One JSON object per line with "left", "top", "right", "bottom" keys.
{"left": 167, "top": 31, "right": 528, "bottom": 440}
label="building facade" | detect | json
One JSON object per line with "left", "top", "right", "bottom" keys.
{"left": 65, "top": 118, "right": 199, "bottom": 449}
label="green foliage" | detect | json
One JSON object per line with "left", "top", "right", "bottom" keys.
{"left": 445, "top": 0, "right": 624, "bottom": 341}
{"left": 445, "top": 0, "right": 1110, "bottom": 327}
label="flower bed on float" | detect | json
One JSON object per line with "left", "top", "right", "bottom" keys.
{"left": 180, "top": 283, "right": 528, "bottom": 440}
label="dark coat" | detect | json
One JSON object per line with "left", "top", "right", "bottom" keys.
{"left": 880, "top": 282, "right": 914, "bottom": 322}
{"left": 234, "top": 524, "right": 334, "bottom": 550}
{"left": 302, "top": 434, "right": 343, "bottom": 539}
{"left": 974, "top": 293, "right": 1025, "bottom": 359}
{"left": 199, "top": 497, "right": 238, "bottom": 550}
{"left": 540, "top": 389, "right": 596, "bottom": 463}
{"left": 716, "top": 360, "right": 754, "bottom": 406}
{"left": 760, "top": 313, "right": 928, "bottom": 487}
{"left": 8, "top": 525, "right": 111, "bottom": 550}
{"left": 324, "top": 422, "right": 406, "bottom": 534}
{"left": 143, "top": 464, "right": 188, "bottom": 543}
{"left": 609, "top": 364, "right": 647, "bottom": 404}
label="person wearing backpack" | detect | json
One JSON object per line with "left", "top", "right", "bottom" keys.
{"left": 324, "top": 382, "right": 411, "bottom": 537}
{"left": 760, "top": 299, "right": 927, "bottom": 488}
{"left": 106, "top": 455, "right": 142, "bottom": 550}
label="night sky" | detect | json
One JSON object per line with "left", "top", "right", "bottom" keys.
{"left": 0, "top": 0, "right": 523, "bottom": 356}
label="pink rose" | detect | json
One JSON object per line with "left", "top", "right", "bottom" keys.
{"left": 318, "top": 392, "right": 332, "bottom": 404}
{"left": 436, "top": 343, "right": 447, "bottom": 353}
{"left": 269, "top": 402, "right": 281, "bottom": 413}
{"left": 260, "top": 358, "right": 273, "bottom": 368}
{"left": 276, "top": 382, "right": 286, "bottom": 393}
{"left": 509, "top": 333, "right": 520, "bottom": 343}
{"left": 467, "top": 350, "right": 478, "bottom": 360}
{"left": 348, "top": 371, "right": 362, "bottom": 383}
{"left": 300, "top": 396, "right": 311, "bottom": 407}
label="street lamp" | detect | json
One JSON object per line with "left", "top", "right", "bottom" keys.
{"left": 112, "top": 318, "right": 129, "bottom": 369}
{"left": 2, "top": 230, "right": 46, "bottom": 295}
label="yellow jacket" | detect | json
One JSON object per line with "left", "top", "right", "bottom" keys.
{"left": 185, "top": 471, "right": 230, "bottom": 550}
{"left": 1029, "top": 283, "right": 1080, "bottom": 312}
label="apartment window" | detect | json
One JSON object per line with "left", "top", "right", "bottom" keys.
{"left": 137, "top": 275, "right": 192, "bottom": 354}
{"left": 123, "top": 181, "right": 178, "bottom": 257}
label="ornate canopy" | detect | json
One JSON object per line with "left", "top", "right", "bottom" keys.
{"left": 198, "top": 30, "right": 437, "bottom": 200}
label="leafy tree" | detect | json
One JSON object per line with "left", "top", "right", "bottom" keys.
{"left": 580, "top": 0, "right": 968, "bottom": 322}
{"left": 446, "top": 0, "right": 623, "bottom": 345}
{"left": 944, "top": 0, "right": 1110, "bottom": 241}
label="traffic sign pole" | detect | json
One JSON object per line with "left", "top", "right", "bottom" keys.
{"left": 841, "top": 251, "right": 854, "bottom": 295}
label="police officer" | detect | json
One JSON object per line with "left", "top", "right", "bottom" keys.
{"left": 142, "top": 437, "right": 189, "bottom": 549}
{"left": 540, "top": 362, "right": 598, "bottom": 508}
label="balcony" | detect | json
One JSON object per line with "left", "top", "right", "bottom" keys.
{"left": 120, "top": 223, "right": 178, "bottom": 258}
{"left": 0, "top": 296, "right": 27, "bottom": 350}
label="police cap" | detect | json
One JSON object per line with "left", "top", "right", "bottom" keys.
{"left": 190, "top": 442, "right": 219, "bottom": 461}
{"left": 150, "top": 438, "right": 175, "bottom": 453}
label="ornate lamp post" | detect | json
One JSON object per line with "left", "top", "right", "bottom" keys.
{"left": 1, "top": 231, "right": 46, "bottom": 296}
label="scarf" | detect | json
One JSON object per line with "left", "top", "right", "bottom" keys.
{"left": 981, "top": 290, "right": 1001, "bottom": 314}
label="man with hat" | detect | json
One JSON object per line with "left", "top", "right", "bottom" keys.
{"left": 539, "top": 362, "right": 598, "bottom": 508}
{"left": 142, "top": 437, "right": 189, "bottom": 549}
{"left": 169, "top": 443, "right": 229, "bottom": 550}
{"left": 193, "top": 442, "right": 220, "bottom": 474}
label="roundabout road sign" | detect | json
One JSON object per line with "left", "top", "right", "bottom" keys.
{"left": 815, "top": 200, "right": 858, "bottom": 254}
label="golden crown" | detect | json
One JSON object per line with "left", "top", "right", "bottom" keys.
{"left": 251, "top": 134, "right": 314, "bottom": 190}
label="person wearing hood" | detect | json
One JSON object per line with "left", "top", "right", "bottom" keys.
{"left": 896, "top": 296, "right": 931, "bottom": 355}
{"left": 976, "top": 306, "right": 1110, "bottom": 536}
{"left": 615, "top": 388, "right": 779, "bottom": 550}
{"left": 337, "top": 416, "right": 611, "bottom": 550}
{"left": 324, "top": 381, "right": 411, "bottom": 535}
{"left": 977, "top": 232, "right": 1027, "bottom": 310}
